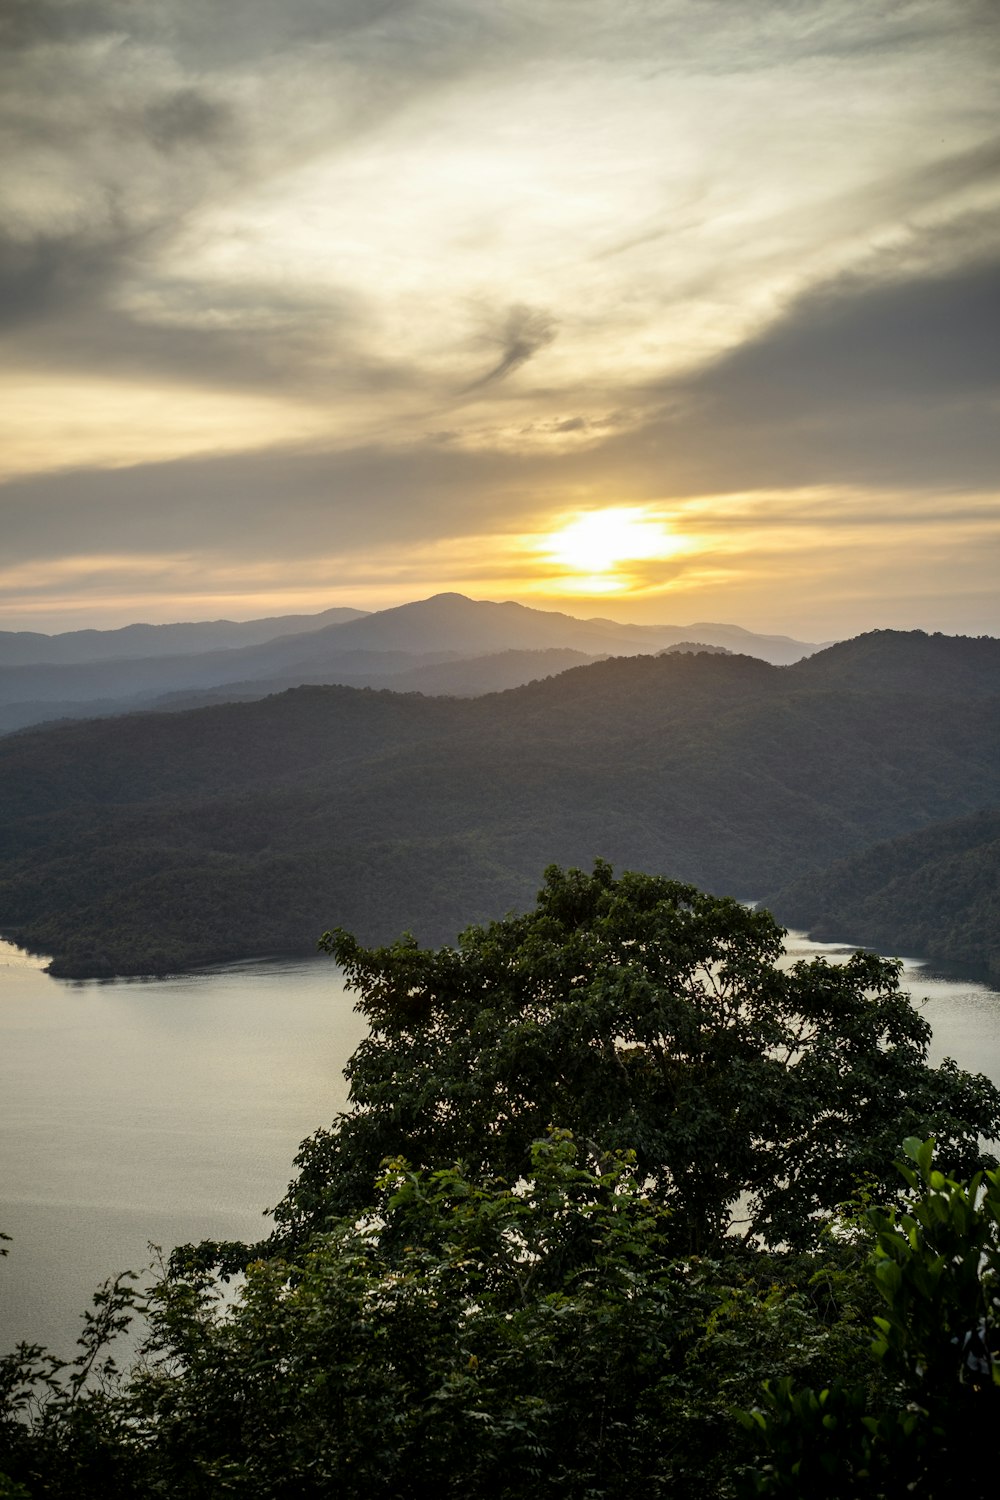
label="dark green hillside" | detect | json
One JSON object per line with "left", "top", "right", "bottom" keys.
{"left": 787, "top": 628, "right": 1000, "bottom": 696}
{"left": 765, "top": 808, "right": 1000, "bottom": 979}
{"left": 0, "top": 632, "right": 998, "bottom": 976}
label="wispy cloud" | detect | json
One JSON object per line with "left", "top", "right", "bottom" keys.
{"left": 463, "top": 304, "right": 558, "bottom": 389}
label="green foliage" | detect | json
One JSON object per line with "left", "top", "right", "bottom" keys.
{"left": 0, "top": 1273, "right": 142, "bottom": 1498}
{"left": 0, "top": 1137, "right": 882, "bottom": 1498}
{"left": 272, "top": 863, "right": 1000, "bottom": 1255}
{"left": 4, "top": 862, "right": 1000, "bottom": 1495}
{"left": 738, "top": 1139, "right": 1000, "bottom": 1497}
{"left": 132, "top": 1134, "right": 696, "bottom": 1497}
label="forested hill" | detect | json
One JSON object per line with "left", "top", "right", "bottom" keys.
{"left": 765, "top": 808, "right": 1000, "bottom": 980}
{"left": 0, "top": 630, "right": 997, "bottom": 976}
{"left": 785, "top": 628, "right": 1000, "bottom": 696}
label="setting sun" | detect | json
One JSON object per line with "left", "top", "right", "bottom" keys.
{"left": 537, "top": 507, "right": 687, "bottom": 591}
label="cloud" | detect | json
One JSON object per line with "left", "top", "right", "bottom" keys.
{"left": 2, "top": 240, "right": 999, "bottom": 574}
{"left": 142, "top": 86, "right": 236, "bottom": 153}
{"left": 0, "top": 227, "right": 122, "bottom": 331}
{"left": 0, "top": 0, "right": 132, "bottom": 51}
{"left": 590, "top": 234, "right": 1000, "bottom": 497}
{"left": 0, "top": 440, "right": 537, "bottom": 568}
{"left": 463, "top": 305, "right": 558, "bottom": 390}
{"left": 2, "top": 1, "right": 999, "bottom": 635}
{"left": 0, "top": 2, "right": 550, "bottom": 400}
{"left": 692, "top": 250, "right": 1000, "bottom": 408}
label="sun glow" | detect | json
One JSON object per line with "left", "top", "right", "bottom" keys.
{"left": 538, "top": 507, "right": 688, "bottom": 592}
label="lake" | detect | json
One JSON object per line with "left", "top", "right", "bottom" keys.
{"left": 0, "top": 942, "right": 367, "bottom": 1356}
{"left": 2, "top": 932, "right": 999, "bottom": 1357}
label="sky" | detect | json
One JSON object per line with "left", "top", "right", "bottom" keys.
{"left": 1, "top": 0, "right": 998, "bottom": 639}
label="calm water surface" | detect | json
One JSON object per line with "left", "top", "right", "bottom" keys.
{"left": 0, "top": 942, "right": 366, "bottom": 1355}
{"left": 1, "top": 932, "right": 998, "bottom": 1356}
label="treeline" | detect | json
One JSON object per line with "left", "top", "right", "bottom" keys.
{"left": 0, "top": 631, "right": 998, "bottom": 976}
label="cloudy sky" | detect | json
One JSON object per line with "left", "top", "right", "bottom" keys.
{"left": 1, "top": 0, "right": 998, "bottom": 637}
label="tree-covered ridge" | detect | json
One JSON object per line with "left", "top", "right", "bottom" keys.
{"left": 765, "top": 809, "right": 1000, "bottom": 980}
{"left": 0, "top": 631, "right": 998, "bottom": 976}
{"left": 785, "top": 628, "right": 1000, "bottom": 697}
{"left": 3, "top": 868, "right": 999, "bottom": 1497}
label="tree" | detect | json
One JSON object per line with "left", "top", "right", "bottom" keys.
{"left": 272, "top": 862, "right": 1000, "bottom": 1256}
{"left": 0, "top": 1134, "right": 885, "bottom": 1498}
{"left": 7, "top": 864, "right": 1000, "bottom": 1497}
{"left": 738, "top": 1139, "right": 1000, "bottom": 1497}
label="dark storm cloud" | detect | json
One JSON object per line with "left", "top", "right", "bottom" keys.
{"left": 0, "top": 27, "right": 246, "bottom": 333}
{"left": 0, "top": 228, "right": 122, "bottom": 330}
{"left": 164, "top": 0, "right": 504, "bottom": 72}
{"left": 901, "top": 137, "right": 1000, "bottom": 207}
{"left": 0, "top": 24, "right": 364, "bottom": 392}
{"left": 6, "top": 272, "right": 412, "bottom": 397}
{"left": 0, "top": 79, "right": 234, "bottom": 331}
{"left": 142, "top": 88, "right": 236, "bottom": 153}
{"left": 0, "top": 0, "right": 432, "bottom": 58}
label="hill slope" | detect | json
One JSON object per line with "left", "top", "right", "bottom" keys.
{"left": 0, "top": 631, "right": 996, "bottom": 976}
{"left": 764, "top": 809, "right": 1000, "bottom": 979}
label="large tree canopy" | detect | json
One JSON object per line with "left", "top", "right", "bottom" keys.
{"left": 5, "top": 864, "right": 1000, "bottom": 1497}
{"left": 273, "top": 863, "right": 1000, "bottom": 1255}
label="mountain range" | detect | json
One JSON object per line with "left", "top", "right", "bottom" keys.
{"left": 0, "top": 594, "right": 825, "bottom": 736}
{"left": 0, "top": 627, "right": 995, "bottom": 978}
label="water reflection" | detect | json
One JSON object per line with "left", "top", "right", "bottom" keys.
{"left": 779, "top": 930, "right": 1000, "bottom": 1080}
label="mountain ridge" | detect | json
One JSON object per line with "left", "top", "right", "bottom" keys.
{"left": 0, "top": 605, "right": 370, "bottom": 666}
{"left": 1, "top": 629, "right": 996, "bottom": 977}
{"left": 0, "top": 593, "right": 827, "bottom": 735}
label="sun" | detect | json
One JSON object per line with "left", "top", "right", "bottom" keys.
{"left": 537, "top": 507, "right": 685, "bottom": 590}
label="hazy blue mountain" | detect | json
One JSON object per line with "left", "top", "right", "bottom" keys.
{"left": 297, "top": 593, "right": 823, "bottom": 663}
{"left": 0, "top": 648, "right": 599, "bottom": 734}
{"left": 764, "top": 808, "right": 1000, "bottom": 979}
{"left": 0, "top": 594, "right": 824, "bottom": 734}
{"left": 660, "top": 642, "right": 734, "bottom": 656}
{"left": 0, "top": 606, "right": 369, "bottom": 667}
{"left": 0, "top": 630, "right": 996, "bottom": 977}
{"left": 0, "top": 639, "right": 463, "bottom": 710}
{"left": 372, "top": 647, "right": 604, "bottom": 695}
{"left": 665, "top": 623, "right": 826, "bottom": 664}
